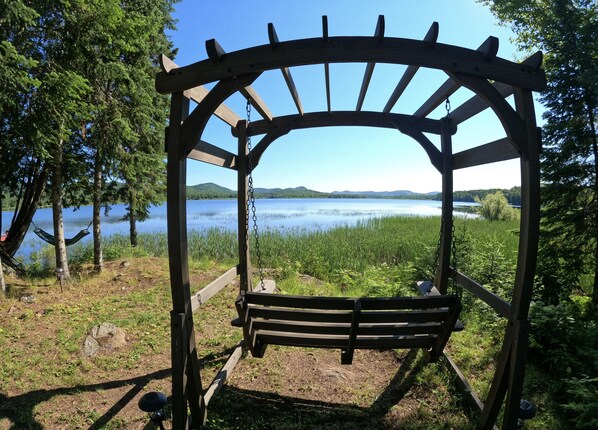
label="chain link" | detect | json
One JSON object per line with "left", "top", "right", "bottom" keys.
{"left": 445, "top": 96, "right": 451, "bottom": 118}
{"left": 245, "top": 99, "right": 265, "bottom": 290}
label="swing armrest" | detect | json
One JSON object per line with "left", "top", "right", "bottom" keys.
{"left": 417, "top": 281, "right": 464, "bottom": 332}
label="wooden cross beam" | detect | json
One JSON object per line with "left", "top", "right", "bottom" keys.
{"left": 356, "top": 15, "right": 385, "bottom": 111}
{"left": 383, "top": 21, "right": 439, "bottom": 113}
{"left": 160, "top": 54, "right": 241, "bottom": 127}
{"left": 412, "top": 36, "right": 500, "bottom": 119}
{"left": 268, "top": 23, "right": 304, "bottom": 116}
{"left": 323, "top": 16, "right": 331, "bottom": 113}
{"left": 205, "top": 40, "right": 274, "bottom": 122}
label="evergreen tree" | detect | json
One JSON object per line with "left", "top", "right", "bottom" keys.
{"left": 480, "top": 0, "right": 598, "bottom": 307}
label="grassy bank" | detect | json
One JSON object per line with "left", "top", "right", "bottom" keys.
{"left": 2, "top": 216, "right": 567, "bottom": 428}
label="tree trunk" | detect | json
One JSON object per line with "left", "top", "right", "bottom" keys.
{"left": 0, "top": 255, "right": 5, "bottom": 293}
{"left": 93, "top": 149, "right": 103, "bottom": 271}
{"left": 588, "top": 100, "right": 598, "bottom": 309}
{"left": 4, "top": 162, "right": 48, "bottom": 256}
{"left": 52, "top": 138, "right": 70, "bottom": 279}
{"left": 129, "top": 189, "right": 138, "bottom": 247}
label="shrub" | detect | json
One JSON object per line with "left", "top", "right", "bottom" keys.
{"left": 475, "top": 191, "right": 519, "bottom": 221}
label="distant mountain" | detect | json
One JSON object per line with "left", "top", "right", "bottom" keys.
{"left": 185, "top": 183, "right": 441, "bottom": 200}
{"left": 186, "top": 182, "right": 236, "bottom": 199}
{"left": 331, "top": 190, "right": 439, "bottom": 198}
{"left": 253, "top": 186, "right": 327, "bottom": 198}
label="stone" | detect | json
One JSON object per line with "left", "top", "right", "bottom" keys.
{"left": 82, "top": 322, "right": 127, "bottom": 357}
{"left": 82, "top": 336, "right": 100, "bottom": 357}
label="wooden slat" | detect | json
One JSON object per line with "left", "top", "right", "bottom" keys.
{"left": 268, "top": 23, "right": 304, "bottom": 115}
{"left": 356, "top": 336, "right": 436, "bottom": 349}
{"left": 453, "top": 269, "right": 511, "bottom": 318}
{"left": 185, "top": 85, "right": 241, "bottom": 127}
{"left": 359, "top": 309, "right": 449, "bottom": 324}
{"left": 477, "top": 36, "right": 499, "bottom": 60}
{"left": 449, "top": 53, "right": 542, "bottom": 125}
{"left": 449, "top": 72, "right": 528, "bottom": 159}
{"left": 452, "top": 137, "right": 520, "bottom": 170}
{"left": 255, "top": 332, "right": 349, "bottom": 349}
{"left": 449, "top": 82, "right": 513, "bottom": 125}
{"left": 323, "top": 16, "right": 331, "bottom": 113}
{"left": 356, "top": 15, "right": 384, "bottom": 111}
{"left": 160, "top": 55, "right": 241, "bottom": 128}
{"left": 251, "top": 319, "right": 442, "bottom": 336}
{"left": 341, "top": 299, "right": 362, "bottom": 364}
{"left": 383, "top": 22, "right": 439, "bottom": 113}
{"left": 360, "top": 295, "right": 458, "bottom": 310}
{"left": 189, "top": 140, "right": 238, "bottom": 170}
{"left": 239, "top": 86, "right": 273, "bottom": 122}
{"left": 191, "top": 266, "right": 239, "bottom": 312}
{"left": 206, "top": 38, "right": 226, "bottom": 63}
{"left": 255, "top": 331, "right": 437, "bottom": 350}
{"left": 252, "top": 319, "right": 351, "bottom": 335}
{"left": 245, "top": 292, "right": 357, "bottom": 309}
{"left": 203, "top": 41, "right": 273, "bottom": 122}
{"left": 249, "top": 307, "right": 353, "bottom": 323}
{"left": 443, "top": 352, "right": 486, "bottom": 416}
{"left": 413, "top": 78, "right": 460, "bottom": 118}
{"left": 245, "top": 291, "right": 457, "bottom": 310}
{"left": 203, "top": 342, "right": 243, "bottom": 406}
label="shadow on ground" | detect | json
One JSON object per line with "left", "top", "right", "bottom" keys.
{"left": 0, "top": 368, "right": 170, "bottom": 430}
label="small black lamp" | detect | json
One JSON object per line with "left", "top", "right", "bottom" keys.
{"left": 517, "top": 399, "right": 536, "bottom": 429}
{"left": 138, "top": 391, "right": 167, "bottom": 430}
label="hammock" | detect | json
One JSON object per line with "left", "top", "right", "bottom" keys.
{"left": 32, "top": 221, "right": 92, "bottom": 247}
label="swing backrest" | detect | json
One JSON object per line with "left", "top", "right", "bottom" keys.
{"left": 236, "top": 292, "right": 461, "bottom": 364}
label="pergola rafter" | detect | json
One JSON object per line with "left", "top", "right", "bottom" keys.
{"left": 157, "top": 17, "right": 545, "bottom": 430}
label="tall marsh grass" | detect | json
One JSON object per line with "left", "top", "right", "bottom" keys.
{"left": 53, "top": 215, "right": 519, "bottom": 292}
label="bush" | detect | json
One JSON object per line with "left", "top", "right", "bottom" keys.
{"left": 475, "top": 191, "right": 519, "bottom": 221}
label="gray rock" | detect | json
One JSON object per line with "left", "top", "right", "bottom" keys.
{"left": 82, "top": 323, "right": 127, "bottom": 357}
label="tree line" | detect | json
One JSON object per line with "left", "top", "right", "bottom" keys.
{"left": 1, "top": 0, "right": 176, "bottom": 278}
{"left": 480, "top": 1, "right": 598, "bottom": 426}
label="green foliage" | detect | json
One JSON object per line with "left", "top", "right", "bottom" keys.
{"left": 479, "top": 0, "right": 598, "bottom": 307}
{"left": 431, "top": 187, "right": 522, "bottom": 206}
{"left": 474, "top": 191, "right": 519, "bottom": 222}
{"left": 528, "top": 298, "right": 598, "bottom": 428}
{"left": 562, "top": 376, "right": 598, "bottom": 429}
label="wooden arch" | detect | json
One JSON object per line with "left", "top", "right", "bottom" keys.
{"left": 156, "top": 17, "right": 545, "bottom": 430}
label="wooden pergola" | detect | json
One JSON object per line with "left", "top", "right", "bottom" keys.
{"left": 155, "top": 16, "right": 545, "bottom": 430}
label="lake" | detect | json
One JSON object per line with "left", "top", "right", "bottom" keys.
{"left": 2, "top": 198, "right": 477, "bottom": 260}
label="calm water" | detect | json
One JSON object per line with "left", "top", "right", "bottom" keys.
{"left": 2, "top": 198, "right": 476, "bottom": 259}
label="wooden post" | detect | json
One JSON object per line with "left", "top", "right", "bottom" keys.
{"left": 501, "top": 89, "right": 541, "bottom": 430}
{"left": 167, "top": 92, "right": 206, "bottom": 428}
{"left": 435, "top": 118, "right": 453, "bottom": 294}
{"left": 237, "top": 120, "right": 252, "bottom": 294}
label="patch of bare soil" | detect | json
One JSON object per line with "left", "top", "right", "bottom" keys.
{"left": 1, "top": 261, "right": 467, "bottom": 429}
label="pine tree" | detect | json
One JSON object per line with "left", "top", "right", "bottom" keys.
{"left": 480, "top": 0, "right": 598, "bottom": 307}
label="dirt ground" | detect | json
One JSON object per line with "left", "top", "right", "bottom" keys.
{"left": 0, "top": 258, "right": 468, "bottom": 429}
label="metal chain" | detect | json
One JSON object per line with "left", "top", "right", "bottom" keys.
{"left": 432, "top": 218, "right": 442, "bottom": 281}
{"left": 245, "top": 99, "right": 265, "bottom": 290}
{"left": 450, "top": 215, "right": 462, "bottom": 299}
{"left": 445, "top": 96, "right": 451, "bottom": 119}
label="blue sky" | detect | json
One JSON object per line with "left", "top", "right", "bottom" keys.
{"left": 167, "top": 0, "right": 539, "bottom": 193}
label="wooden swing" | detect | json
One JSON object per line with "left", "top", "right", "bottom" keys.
{"left": 156, "top": 16, "right": 545, "bottom": 429}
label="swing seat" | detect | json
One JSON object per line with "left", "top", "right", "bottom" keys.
{"left": 236, "top": 292, "right": 461, "bottom": 364}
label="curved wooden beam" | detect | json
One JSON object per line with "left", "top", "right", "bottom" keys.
{"left": 236, "top": 111, "right": 452, "bottom": 137}
{"left": 449, "top": 72, "right": 528, "bottom": 159}
{"left": 241, "top": 112, "right": 445, "bottom": 173}
{"left": 181, "top": 74, "right": 261, "bottom": 156}
{"left": 156, "top": 37, "right": 546, "bottom": 94}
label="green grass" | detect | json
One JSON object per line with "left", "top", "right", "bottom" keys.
{"left": 9, "top": 215, "right": 573, "bottom": 428}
